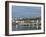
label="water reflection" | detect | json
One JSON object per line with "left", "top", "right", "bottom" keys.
{"left": 12, "top": 24, "right": 41, "bottom": 31}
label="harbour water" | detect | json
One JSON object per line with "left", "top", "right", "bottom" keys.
{"left": 12, "top": 24, "right": 41, "bottom": 31}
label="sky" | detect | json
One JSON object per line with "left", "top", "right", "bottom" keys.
{"left": 12, "top": 6, "right": 41, "bottom": 17}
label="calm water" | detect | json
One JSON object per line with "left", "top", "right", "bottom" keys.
{"left": 12, "top": 24, "right": 41, "bottom": 31}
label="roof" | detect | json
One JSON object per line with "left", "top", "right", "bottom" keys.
{"left": 15, "top": 17, "right": 41, "bottom": 21}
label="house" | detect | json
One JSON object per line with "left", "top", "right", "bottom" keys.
{"left": 15, "top": 17, "right": 41, "bottom": 25}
